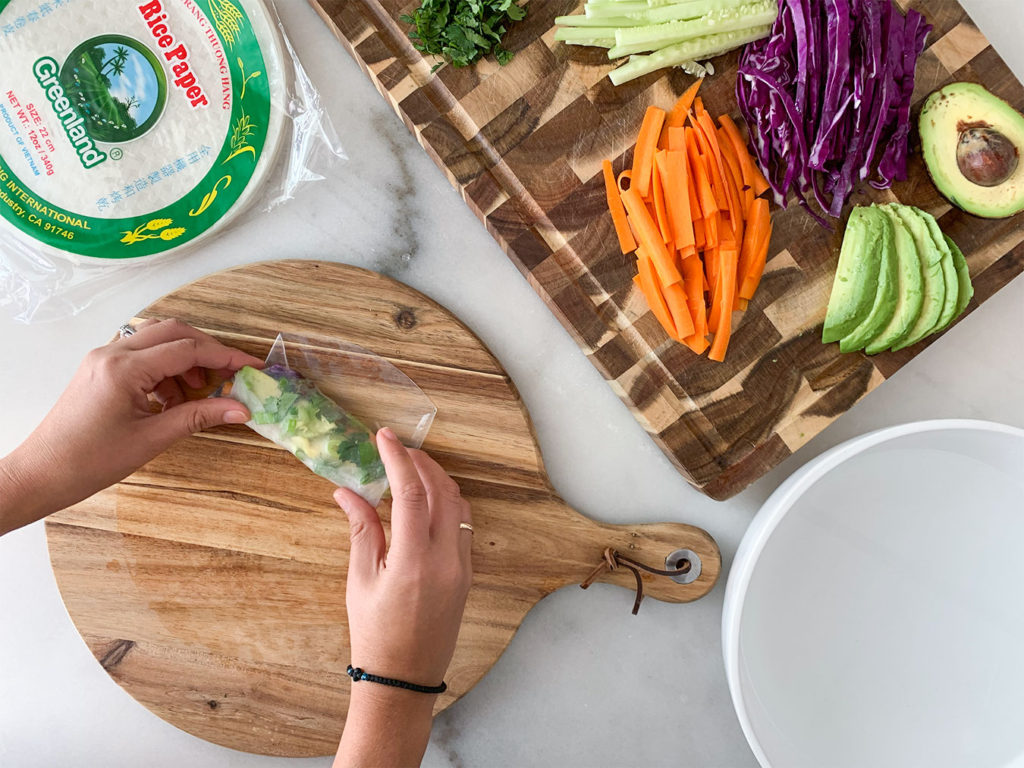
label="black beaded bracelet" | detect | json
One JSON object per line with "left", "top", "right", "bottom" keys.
{"left": 346, "top": 665, "right": 447, "bottom": 695}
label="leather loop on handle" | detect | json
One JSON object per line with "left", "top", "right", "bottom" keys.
{"left": 559, "top": 518, "right": 720, "bottom": 606}
{"left": 581, "top": 547, "right": 696, "bottom": 615}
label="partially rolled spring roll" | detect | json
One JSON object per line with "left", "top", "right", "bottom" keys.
{"left": 229, "top": 364, "right": 388, "bottom": 504}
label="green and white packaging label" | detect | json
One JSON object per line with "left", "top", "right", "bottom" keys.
{"left": 0, "top": 0, "right": 279, "bottom": 259}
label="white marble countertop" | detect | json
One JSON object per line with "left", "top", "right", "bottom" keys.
{"left": 2, "top": 2, "right": 1023, "bottom": 766}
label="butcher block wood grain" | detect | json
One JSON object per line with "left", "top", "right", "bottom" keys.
{"left": 313, "top": 0, "right": 1024, "bottom": 499}
{"left": 45, "top": 261, "right": 720, "bottom": 758}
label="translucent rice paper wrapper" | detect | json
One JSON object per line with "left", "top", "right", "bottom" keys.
{"left": 0, "top": 0, "right": 344, "bottom": 323}
{"left": 226, "top": 334, "right": 436, "bottom": 506}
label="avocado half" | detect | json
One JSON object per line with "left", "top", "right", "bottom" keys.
{"left": 920, "top": 82, "right": 1024, "bottom": 219}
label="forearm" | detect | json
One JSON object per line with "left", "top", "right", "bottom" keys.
{"left": 0, "top": 443, "right": 62, "bottom": 536}
{"left": 334, "top": 687, "right": 436, "bottom": 768}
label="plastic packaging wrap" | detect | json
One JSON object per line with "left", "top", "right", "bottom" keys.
{"left": 0, "top": 0, "right": 343, "bottom": 322}
{"left": 226, "top": 334, "right": 437, "bottom": 506}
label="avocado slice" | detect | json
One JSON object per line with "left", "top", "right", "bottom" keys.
{"left": 865, "top": 207, "right": 924, "bottom": 354}
{"left": 890, "top": 205, "right": 946, "bottom": 351}
{"left": 939, "top": 235, "right": 974, "bottom": 330}
{"left": 822, "top": 207, "right": 884, "bottom": 343}
{"left": 920, "top": 82, "right": 1024, "bottom": 219}
{"left": 929, "top": 233, "right": 974, "bottom": 331}
{"left": 235, "top": 366, "right": 281, "bottom": 403}
{"left": 839, "top": 208, "right": 898, "bottom": 353}
{"left": 914, "top": 207, "right": 960, "bottom": 332}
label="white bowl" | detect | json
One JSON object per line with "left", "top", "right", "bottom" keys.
{"left": 723, "top": 420, "right": 1024, "bottom": 768}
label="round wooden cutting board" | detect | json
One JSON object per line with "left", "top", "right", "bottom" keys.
{"left": 45, "top": 261, "right": 720, "bottom": 757}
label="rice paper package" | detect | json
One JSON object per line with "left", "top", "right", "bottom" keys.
{"left": 0, "top": 0, "right": 343, "bottom": 321}
{"left": 226, "top": 334, "right": 437, "bottom": 506}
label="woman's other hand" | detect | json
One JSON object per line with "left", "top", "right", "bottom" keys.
{"left": 0, "top": 319, "right": 262, "bottom": 535}
{"left": 333, "top": 428, "right": 473, "bottom": 767}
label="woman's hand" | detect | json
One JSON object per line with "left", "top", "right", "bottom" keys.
{"left": 333, "top": 428, "right": 473, "bottom": 768}
{"left": 0, "top": 319, "right": 262, "bottom": 535}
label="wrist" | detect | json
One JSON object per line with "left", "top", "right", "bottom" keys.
{"left": 335, "top": 679, "right": 437, "bottom": 768}
{"left": 347, "top": 678, "right": 438, "bottom": 719}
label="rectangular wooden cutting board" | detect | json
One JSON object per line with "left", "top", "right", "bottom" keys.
{"left": 312, "top": 0, "right": 1024, "bottom": 499}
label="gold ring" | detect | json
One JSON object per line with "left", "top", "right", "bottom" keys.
{"left": 459, "top": 522, "right": 474, "bottom": 534}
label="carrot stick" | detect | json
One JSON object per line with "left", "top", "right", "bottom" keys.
{"left": 718, "top": 127, "right": 748, "bottom": 199}
{"left": 706, "top": 245, "right": 721, "bottom": 333}
{"left": 735, "top": 297, "right": 749, "bottom": 311}
{"left": 636, "top": 248, "right": 677, "bottom": 337}
{"left": 739, "top": 224, "right": 773, "bottom": 300}
{"left": 663, "top": 281, "right": 696, "bottom": 339}
{"left": 651, "top": 150, "right": 672, "bottom": 244}
{"left": 718, "top": 130, "right": 750, "bottom": 238}
{"left": 668, "top": 127, "right": 686, "bottom": 152}
{"left": 682, "top": 332, "right": 710, "bottom": 355}
{"left": 686, "top": 151, "right": 703, "bottom": 223}
{"left": 694, "top": 96, "right": 705, "bottom": 116}
{"left": 681, "top": 331, "right": 708, "bottom": 354}
{"left": 627, "top": 216, "right": 641, "bottom": 248}
{"left": 709, "top": 245, "right": 739, "bottom": 362}
{"left": 603, "top": 160, "right": 636, "bottom": 254}
{"left": 704, "top": 211, "right": 719, "bottom": 250}
{"left": 685, "top": 128, "right": 717, "bottom": 220}
{"left": 694, "top": 111, "right": 730, "bottom": 214}
{"left": 621, "top": 186, "right": 682, "bottom": 286}
{"left": 632, "top": 106, "right": 666, "bottom": 199}
{"left": 718, "top": 155, "right": 745, "bottom": 245}
{"left": 737, "top": 197, "right": 768, "bottom": 288}
{"left": 663, "top": 78, "right": 704, "bottom": 132}
{"left": 681, "top": 254, "right": 708, "bottom": 349}
{"left": 657, "top": 150, "right": 695, "bottom": 256}
{"left": 718, "top": 114, "right": 770, "bottom": 196}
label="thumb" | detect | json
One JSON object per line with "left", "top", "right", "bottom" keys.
{"left": 149, "top": 397, "right": 250, "bottom": 445}
{"left": 334, "top": 488, "right": 386, "bottom": 579}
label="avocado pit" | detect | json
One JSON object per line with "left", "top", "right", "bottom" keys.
{"left": 956, "top": 124, "right": 1019, "bottom": 187}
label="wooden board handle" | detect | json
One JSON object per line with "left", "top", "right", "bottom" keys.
{"left": 584, "top": 521, "right": 720, "bottom": 605}
{"left": 546, "top": 507, "right": 721, "bottom": 606}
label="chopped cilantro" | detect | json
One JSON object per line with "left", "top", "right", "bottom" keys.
{"left": 400, "top": 0, "right": 526, "bottom": 72}
{"left": 358, "top": 441, "right": 380, "bottom": 467}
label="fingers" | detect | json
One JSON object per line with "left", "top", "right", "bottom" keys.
{"left": 376, "top": 428, "right": 430, "bottom": 551}
{"left": 334, "top": 488, "right": 386, "bottom": 579}
{"left": 147, "top": 397, "right": 250, "bottom": 446}
{"left": 133, "top": 336, "right": 262, "bottom": 389}
{"left": 152, "top": 377, "right": 185, "bottom": 409}
{"left": 181, "top": 367, "right": 206, "bottom": 390}
{"left": 122, "top": 319, "right": 262, "bottom": 372}
{"left": 408, "top": 449, "right": 470, "bottom": 541}
{"left": 130, "top": 318, "right": 160, "bottom": 334}
{"left": 121, "top": 318, "right": 202, "bottom": 349}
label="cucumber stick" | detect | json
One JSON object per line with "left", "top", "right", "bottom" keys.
{"left": 554, "top": 14, "right": 641, "bottom": 27}
{"left": 563, "top": 39, "right": 617, "bottom": 47}
{"left": 609, "top": 24, "right": 774, "bottom": 85}
{"left": 585, "top": 0, "right": 752, "bottom": 26}
{"left": 586, "top": 1, "right": 650, "bottom": 17}
{"left": 555, "top": 26, "right": 627, "bottom": 42}
{"left": 644, "top": 0, "right": 755, "bottom": 25}
{"left": 555, "top": 0, "right": 777, "bottom": 85}
{"left": 609, "top": 0, "right": 777, "bottom": 57}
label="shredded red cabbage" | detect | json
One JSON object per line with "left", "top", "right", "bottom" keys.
{"left": 736, "top": 0, "right": 931, "bottom": 226}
